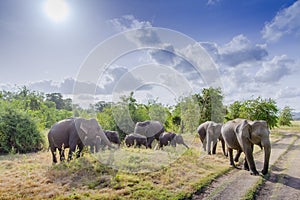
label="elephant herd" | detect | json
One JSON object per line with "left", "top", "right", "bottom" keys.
{"left": 48, "top": 117, "right": 271, "bottom": 176}
{"left": 48, "top": 118, "right": 189, "bottom": 163}
{"left": 197, "top": 119, "right": 271, "bottom": 176}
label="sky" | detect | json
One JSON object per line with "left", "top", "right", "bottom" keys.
{"left": 0, "top": 0, "right": 300, "bottom": 111}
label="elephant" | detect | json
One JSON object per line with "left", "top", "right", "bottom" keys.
{"left": 47, "top": 118, "right": 112, "bottom": 163}
{"left": 221, "top": 118, "right": 271, "bottom": 175}
{"left": 85, "top": 136, "right": 101, "bottom": 153}
{"left": 134, "top": 120, "right": 164, "bottom": 148}
{"left": 159, "top": 132, "right": 189, "bottom": 149}
{"left": 197, "top": 121, "right": 227, "bottom": 156}
{"left": 98, "top": 130, "right": 121, "bottom": 150}
{"left": 124, "top": 133, "right": 148, "bottom": 148}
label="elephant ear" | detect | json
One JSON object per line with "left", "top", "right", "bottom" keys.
{"left": 236, "top": 119, "right": 252, "bottom": 139}
{"left": 171, "top": 133, "right": 176, "bottom": 140}
{"left": 80, "top": 120, "right": 89, "bottom": 135}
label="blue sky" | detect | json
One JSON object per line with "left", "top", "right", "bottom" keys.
{"left": 0, "top": 0, "right": 300, "bottom": 111}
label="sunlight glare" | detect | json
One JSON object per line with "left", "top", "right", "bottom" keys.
{"left": 44, "top": 0, "right": 69, "bottom": 22}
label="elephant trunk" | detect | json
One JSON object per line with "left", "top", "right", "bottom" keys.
{"left": 98, "top": 129, "right": 113, "bottom": 148}
{"left": 261, "top": 139, "right": 271, "bottom": 175}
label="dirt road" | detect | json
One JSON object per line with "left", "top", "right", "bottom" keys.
{"left": 191, "top": 132, "right": 300, "bottom": 200}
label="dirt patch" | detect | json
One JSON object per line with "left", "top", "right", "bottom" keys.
{"left": 255, "top": 135, "right": 300, "bottom": 199}
{"left": 191, "top": 133, "right": 298, "bottom": 200}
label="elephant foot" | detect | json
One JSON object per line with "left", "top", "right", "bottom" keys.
{"left": 261, "top": 169, "right": 268, "bottom": 175}
{"left": 230, "top": 163, "right": 240, "bottom": 169}
{"left": 250, "top": 170, "right": 259, "bottom": 176}
{"left": 244, "top": 166, "right": 250, "bottom": 171}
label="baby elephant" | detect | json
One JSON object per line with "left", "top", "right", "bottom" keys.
{"left": 125, "top": 133, "right": 148, "bottom": 148}
{"left": 159, "top": 132, "right": 189, "bottom": 149}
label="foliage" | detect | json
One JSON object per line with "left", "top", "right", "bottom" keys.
{"left": 278, "top": 106, "right": 293, "bottom": 126}
{"left": 0, "top": 87, "right": 73, "bottom": 154}
{"left": 171, "top": 87, "right": 225, "bottom": 133}
{"left": 176, "top": 96, "right": 200, "bottom": 133}
{"left": 0, "top": 103, "right": 45, "bottom": 153}
{"left": 196, "top": 87, "right": 225, "bottom": 124}
{"left": 226, "top": 97, "right": 279, "bottom": 129}
{"left": 46, "top": 93, "right": 72, "bottom": 111}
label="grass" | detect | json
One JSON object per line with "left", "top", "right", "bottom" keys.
{"left": 273, "top": 120, "right": 300, "bottom": 133}
{"left": 0, "top": 133, "right": 230, "bottom": 199}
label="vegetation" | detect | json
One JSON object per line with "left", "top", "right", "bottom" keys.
{"left": 226, "top": 97, "right": 279, "bottom": 128}
{"left": 0, "top": 86, "right": 294, "bottom": 153}
{"left": 0, "top": 104, "right": 44, "bottom": 153}
{"left": 0, "top": 87, "right": 72, "bottom": 154}
{"left": 278, "top": 106, "right": 293, "bottom": 126}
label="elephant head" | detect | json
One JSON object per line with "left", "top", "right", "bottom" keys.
{"left": 248, "top": 120, "right": 271, "bottom": 175}
{"left": 75, "top": 118, "right": 112, "bottom": 148}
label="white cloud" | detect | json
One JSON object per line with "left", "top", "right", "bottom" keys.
{"left": 207, "top": 0, "right": 221, "bottom": 6}
{"left": 255, "top": 55, "right": 294, "bottom": 83}
{"left": 108, "top": 15, "right": 152, "bottom": 32}
{"left": 262, "top": 1, "right": 300, "bottom": 42}
{"left": 201, "top": 34, "right": 268, "bottom": 67}
{"left": 275, "top": 86, "right": 300, "bottom": 99}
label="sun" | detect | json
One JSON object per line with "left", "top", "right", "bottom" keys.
{"left": 44, "top": 0, "right": 69, "bottom": 22}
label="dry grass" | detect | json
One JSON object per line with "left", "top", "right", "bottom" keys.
{"left": 0, "top": 131, "right": 283, "bottom": 200}
{"left": 273, "top": 120, "right": 300, "bottom": 133}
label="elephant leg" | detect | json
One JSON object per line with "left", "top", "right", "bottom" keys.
{"left": 234, "top": 150, "right": 242, "bottom": 162}
{"left": 147, "top": 137, "right": 155, "bottom": 149}
{"left": 51, "top": 148, "right": 57, "bottom": 163}
{"left": 59, "top": 148, "right": 65, "bottom": 162}
{"left": 206, "top": 133, "right": 211, "bottom": 155}
{"left": 220, "top": 139, "right": 227, "bottom": 157}
{"left": 244, "top": 158, "right": 249, "bottom": 171}
{"left": 76, "top": 143, "right": 84, "bottom": 158}
{"left": 203, "top": 137, "right": 207, "bottom": 151}
{"left": 243, "top": 143, "right": 259, "bottom": 175}
{"left": 228, "top": 148, "right": 237, "bottom": 168}
{"left": 212, "top": 140, "right": 217, "bottom": 154}
{"left": 68, "top": 146, "right": 76, "bottom": 161}
{"left": 90, "top": 145, "right": 95, "bottom": 153}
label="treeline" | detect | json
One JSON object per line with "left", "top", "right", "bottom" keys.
{"left": 0, "top": 87, "right": 293, "bottom": 154}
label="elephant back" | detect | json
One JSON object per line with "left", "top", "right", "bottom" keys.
{"left": 134, "top": 120, "right": 164, "bottom": 138}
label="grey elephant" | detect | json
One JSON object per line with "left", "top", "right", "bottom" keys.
{"left": 134, "top": 120, "right": 164, "bottom": 148}
{"left": 159, "top": 132, "right": 189, "bottom": 149}
{"left": 47, "top": 118, "right": 112, "bottom": 163}
{"left": 124, "top": 133, "right": 148, "bottom": 148}
{"left": 98, "top": 130, "right": 121, "bottom": 150}
{"left": 197, "top": 121, "right": 227, "bottom": 156}
{"left": 221, "top": 118, "right": 271, "bottom": 175}
{"left": 85, "top": 136, "right": 101, "bottom": 153}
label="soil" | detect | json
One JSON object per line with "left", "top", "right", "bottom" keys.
{"left": 191, "top": 132, "right": 300, "bottom": 200}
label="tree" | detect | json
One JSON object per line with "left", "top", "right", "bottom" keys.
{"left": 225, "top": 101, "right": 242, "bottom": 120}
{"left": 195, "top": 87, "right": 225, "bottom": 123}
{"left": 278, "top": 106, "right": 293, "bottom": 126}
{"left": 46, "top": 93, "right": 65, "bottom": 110}
{"left": 226, "top": 97, "right": 279, "bottom": 129}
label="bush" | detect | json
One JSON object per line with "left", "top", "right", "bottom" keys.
{"left": 0, "top": 105, "right": 45, "bottom": 154}
{"left": 278, "top": 106, "right": 293, "bottom": 126}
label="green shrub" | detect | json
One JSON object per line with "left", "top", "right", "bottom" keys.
{"left": 0, "top": 106, "right": 45, "bottom": 154}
